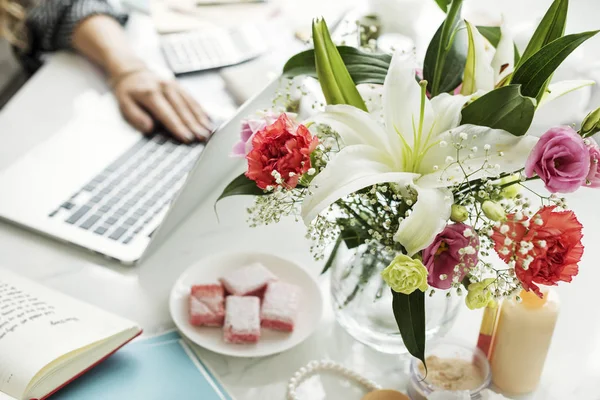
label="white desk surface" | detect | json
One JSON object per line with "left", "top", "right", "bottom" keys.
{"left": 1, "top": 2, "right": 600, "bottom": 399}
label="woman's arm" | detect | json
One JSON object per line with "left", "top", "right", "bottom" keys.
{"left": 71, "top": 14, "right": 211, "bottom": 142}
{"left": 24, "top": 0, "right": 210, "bottom": 142}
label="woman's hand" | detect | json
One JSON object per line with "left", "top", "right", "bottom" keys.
{"left": 113, "top": 69, "right": 212, "bottom": 143}
{"left": 71, "top": 15, "right": 212, "bottom": 142}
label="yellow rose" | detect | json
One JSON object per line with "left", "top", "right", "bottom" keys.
{"left": 465, "top": 278, "right": 495, "bottom": 310}
{"left": 381, "top": 254, "right": 428, "bottom": 295}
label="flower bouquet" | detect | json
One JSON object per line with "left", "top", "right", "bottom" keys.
{"left": 218, "top": 0, "right": 600, "bottom": 365}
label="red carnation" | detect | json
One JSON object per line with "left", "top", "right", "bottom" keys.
{"left": 491, "top": 206, "right": 584, "bottom": 297}
{"left": 245, "top": 114, "right": 318, "bottom": 190}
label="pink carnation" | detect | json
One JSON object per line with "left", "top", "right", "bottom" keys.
{"left": 232, "top": 112, "right": 281, "bottom": 157}
{"left": 525, "top": 126, "right": 590, "bottom": 193}
{"left": 246, "top": 114, "right": 318, "bottom": 190}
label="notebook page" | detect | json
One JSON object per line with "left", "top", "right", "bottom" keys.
{"left": 0, "top": 270, "right": 139, "bottom": 399}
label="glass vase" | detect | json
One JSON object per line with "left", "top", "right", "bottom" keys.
{"left": 330, "top": 243, "right": 461, "bottom": 354}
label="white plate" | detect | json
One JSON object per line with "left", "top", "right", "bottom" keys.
{"left": 170, "top": 251, "right": 323, "bottom": 357}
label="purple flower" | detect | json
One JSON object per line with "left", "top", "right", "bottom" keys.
{"left": 422, "top": 223, "right": 479, "bottom": 290}
{"left": 586, "top": 140, "right": 600, "bottom": 188}
{"left": 232, "top": 112, "right": 281, "bottom": 157}
{"left": 525, "top": 126, "right": 590, "bottom": 193}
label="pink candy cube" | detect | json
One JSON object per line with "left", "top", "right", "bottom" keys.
{"left": 224, "top": 296, "right": 261, "bottom": 344}
{"left": 261, "top": 281, "right": 301, "bottom": 332}
{"left": 219, "top": 263, "right": 277, "bottom": 297}
{"left": 188, "top": 284, "right": 225, "bottom": 327}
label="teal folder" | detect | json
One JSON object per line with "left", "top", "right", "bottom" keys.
{"left": 52, "top": 331, "right": 233, "bottom": 400}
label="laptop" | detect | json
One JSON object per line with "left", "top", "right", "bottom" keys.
{"left": 0, "top": 79, "right": 278, "bottom": 264}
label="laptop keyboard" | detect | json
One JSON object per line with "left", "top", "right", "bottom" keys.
{"left": 48, "top": 135, "right": 204, "bottom": 245}
{"left": 161, "top": 25, "right": 267, "bottom": 75}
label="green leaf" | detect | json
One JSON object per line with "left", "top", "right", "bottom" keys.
{"left": 423, "top": 0, "right": 467, "bottom": 96}
{"left": 512, "top": 0, "right": 569, "bottom": 100}
{"left": 514, "top": 45, "right": 521, "bottom": 66}
{"left": 461, "top": 85, "right": 536, "bottom": 136}
{"left": 477, "top": 26, "right": 501, "bottom": 47}
{"left": 312, "top": 18, "right": 368, "bottom": 111}
{"left": 516, "top": 0, "right": 569, "bottom": 69}
{"left": 283, "top": 46, "right": 391, "bottom": 85}
{"left": 511, "top": 30, "right": 599, "bottom": 100}
{"left": 217, "top": 173, "right": 265, "bottom": 203}
{"left": 321, "top": 235, "right": 342, "bottom": 274}
{"left": 434, "top": 0, "right": 451, "bottom": 12}
{"left": 392, "top": 289, "right": 426, "bottom": 367}
{"left": 477, "top": 25, "right": 521, "bottom": 65}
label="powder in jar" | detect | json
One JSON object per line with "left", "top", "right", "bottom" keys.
{"left": 417, "top": 355, "right": 484, "bottom": 391}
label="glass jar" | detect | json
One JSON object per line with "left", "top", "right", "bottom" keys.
{"left": 408, "top": 341, "right": 492, "bottom": 399}
{"left": 330, "top": 244, "right": 461, "bottom": 354}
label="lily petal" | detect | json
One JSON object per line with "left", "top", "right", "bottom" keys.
{"left": 538, "top": 80, "right": 596, "bottom": 108}
{"left": 301, "top": 144, "right": 419, "bottom": 223}
{"left": 394, "top": 186, "right": 453, "bottom": 256}
{"left": 492, "top": 23, "right": 515, "bottom": 83}
{"left": 429, "top": 93, "right": 473, "bottom": 136}
{"left": 462, "top": 21, "right": 495, "bottom": 95}
{"left": 358, "top": 83, "right": 384, "bottom": 117}
{"left": 310, "top": 105, "right": 401, "bottom": 157}
{"left": 417, "top": 125, "right": 538, "bottom": 188}
{"left": 384, "top": 53, "right": 433, "bottom": 149}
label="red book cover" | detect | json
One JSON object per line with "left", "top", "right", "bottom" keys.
{"left": 32, "top": 329, "right": 142, "bottom": 400}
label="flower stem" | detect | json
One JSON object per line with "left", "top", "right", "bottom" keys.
{"left": 498, "top": 176, "right": 540, "bottom": 190}
{"left": 412, "top": 80, "right": 429, "bottom": 171}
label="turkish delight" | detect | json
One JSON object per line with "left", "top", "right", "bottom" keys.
{"left": 261, "top": 281, "right": 301, "bottom": 332}
{"left": 219, "top": 263, "right": 277, "bottom": 296}
{"left": 223, "top": 296, "right": 261, "bottom": 344}
{"left": 188, "top": 284, "right": 225, "bottom": 327}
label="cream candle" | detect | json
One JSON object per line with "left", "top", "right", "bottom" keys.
{"left": 490, "top": 289, "right": 559, "bottom": 395}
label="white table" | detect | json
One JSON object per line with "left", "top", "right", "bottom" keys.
{"left": 1, "top": 2, "right": 600, "bottom": 399}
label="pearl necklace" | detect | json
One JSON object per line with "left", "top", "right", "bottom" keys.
{"left": 286, "top": 360, "right": 382, "bottom": 400}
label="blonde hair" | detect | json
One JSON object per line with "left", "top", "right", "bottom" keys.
{"left": 0, "top": 0, "right": 26, "bottom": 47}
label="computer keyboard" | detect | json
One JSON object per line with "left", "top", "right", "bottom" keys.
{"left": 160, "top": 25, "right": 267, "bottom": 75}
{"left": 49, "top": 135, "right": 204, "bottom": 245}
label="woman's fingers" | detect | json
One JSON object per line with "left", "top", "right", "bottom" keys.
{"left": 119, "top": 96, "right": 154, "bottom": 134}
{"left": 113, "top": 71, "right": 212, "bottom": 143}
{"left": 179, "top": 89, "right": 212, "bottom": 132}
{"left": 162, "top": 83, "right": 210, "bottom": 141}
{"left": 138, "top": 90, "right": 194, "bottom": 143}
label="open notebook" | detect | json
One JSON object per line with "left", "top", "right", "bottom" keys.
{"left": 0, "top": 270, "right": 141, "bottom": 400}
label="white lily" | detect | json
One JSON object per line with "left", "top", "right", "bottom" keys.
{"left": 301, "top": 54, "right": 538, "bottom": 256}
{"left": 463, "top": 21, "right": 594, "bottom": 103}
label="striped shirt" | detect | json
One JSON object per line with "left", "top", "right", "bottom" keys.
{"left": 0, "top": 0, "right": 127, "bottom": 107}
{"left": 18, "top": 0, "right": 128, "bottom": 71}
